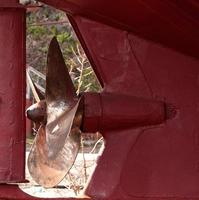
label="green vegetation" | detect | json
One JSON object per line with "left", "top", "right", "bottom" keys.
{"left": 27, "top": 4, "right": 101, "bottom": 93}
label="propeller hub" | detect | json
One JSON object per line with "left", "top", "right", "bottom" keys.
{"left": 26, "top": 100, "right": 47, "bottom": 123}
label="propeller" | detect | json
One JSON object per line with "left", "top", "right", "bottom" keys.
{"left": 26, "top": 37, "right": 83, "bottom": 188}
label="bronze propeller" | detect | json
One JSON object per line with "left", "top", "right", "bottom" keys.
{"left": 27, "top": 37, "right": 83, "bottom": 188}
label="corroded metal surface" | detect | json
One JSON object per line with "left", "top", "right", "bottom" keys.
{"left": 28, "top": 112, "right": 81, "bottom": 188}
{"left": 45, "top": 38, "right": 79, "bottom": 158}
{"left": 27, "top": 38, "right": 82, "bottom": 188}
{"left": 26, "top": 100, "right": 46, "bottom": 123}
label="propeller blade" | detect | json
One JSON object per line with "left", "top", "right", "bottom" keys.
{"left": 27, "top": 37, "right": 83, "bottom": 188}
{"left": 28, "top": 120, "right": 81, "bottom": 188}
{"left": 33, "top": 82, "right": 45, "bottom": 100}
{"left": 46, "top": 36, "right": 76, "bottom": 103}
{"left": 46, "top": 98, "right": 82, "bottom": 159}
{"left": 45, "top": 37, "right": 80, "bottom": 158}
{"left": 26, "top": 73, "right": 46, "bottom": 123}
{"left": 27, "top": 71, "right": 40, "bottom": 103}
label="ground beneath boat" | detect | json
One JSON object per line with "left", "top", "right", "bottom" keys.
{"left": 19, "top": 151, "right": 101, "bottom": 198}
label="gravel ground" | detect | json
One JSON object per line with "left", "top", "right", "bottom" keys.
{"left": 19, "top": 152, "right": 100, "bottom": 198}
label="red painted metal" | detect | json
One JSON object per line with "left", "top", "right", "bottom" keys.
{"left": 82, "top": 92, "right": 166, "bottom": 133}
{"left": 0, "top": 0, "right": 26, "bottom": 182}
{"left": 26, "top": 99, "right": 32, "bottom": 136}
{"left": 39, "top": 0, "right": 199, "bottom": 59}
{"left": 67, "top": 16, "right": 199, "bottom": 199}
{"left": 0, "top": 0, "right": 198, "bottom": 200}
